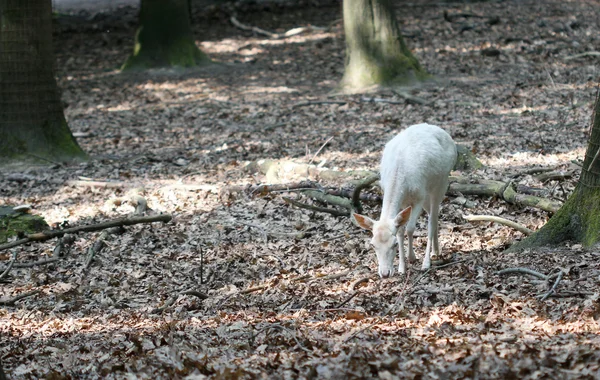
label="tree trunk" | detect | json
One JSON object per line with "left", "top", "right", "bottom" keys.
{"left": 340, "top": 0, "right": 427, "bottom": 92}
{"left": 0, "top": 0, "right": 86, "bottom": 163}
{"left": 122, "top": 0, "right": 210, "bottom": 70}
{"left": 511, "top": 91, "right": 600, "bottom": 250}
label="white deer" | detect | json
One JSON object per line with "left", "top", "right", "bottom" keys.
{"left": 353, "top": 123, "right": 457, "bottom": 278}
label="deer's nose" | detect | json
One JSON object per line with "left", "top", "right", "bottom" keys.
{"left": 379, "top": 269, "right": 392, "bottom": 278}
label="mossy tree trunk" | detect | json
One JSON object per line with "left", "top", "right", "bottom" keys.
{"left": 122, "top": 0, "right": 210, "bottom": 70}
{"left": 0, "top": 0, "right": 86, "bottom": 163}
{"left": 339, "top": 0, "right": 427, "bottom": 92}
{"left": 512, "top": 91, "right": 600, "bottom": 250}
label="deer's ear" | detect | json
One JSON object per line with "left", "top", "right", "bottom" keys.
{"left": 352, "top": 213, "right": 374, "bottom": 231}
{"left": 394, "top": 206, "right": 412, "bottom": 228}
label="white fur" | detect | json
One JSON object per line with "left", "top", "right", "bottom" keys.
{"left": 354, "top": 123, "right": 457, "bottom": 278}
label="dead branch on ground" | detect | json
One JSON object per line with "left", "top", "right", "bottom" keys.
{"left": 0, "top": 251, "right": 17, "bottom": 281}
{"left": 66, "top": 179, "right": 127, "bottom": 188}
{"left": 360, "top": 97, "right": 403, "bottom": 105}
{"left": 13, "top": 258, "right": 59, "bottom": 268}
{"left": 352, "top": 174, "right": 379, "bottom": 214}
{"left": 84, "top": 227, "right": 125, "bottom": 270}
{"left": 283, "top": 196, "right": 347, "bottom": 217}
{"left": 497, "top": 267, "right": 566, "bottom": 300}
{"left": 0, "top": 214, "right": 172, "bottom": 252}
{"left": 0, "top": 290, "right": 41, "bottom": 306}
{"left": 292, "top": 100, "right": 347, "bottom": 108}
{"left": 564, "top": 51, "right": 600, "bottom": 60}
{"left": 242, "top": 159, "right": 561, "bottom": 213}
{"left": 534, "top": 170, "right": 575, "bottom": 182}
{"left": 230, "top": 16, "right": 326, "bottom": 39}
{"left": 391, "top": 90, "right": 430, "bottom": 105}
{"left": 497, "top": 267, "right": 549, "bottom": 280}
{"left": 463, "top": 214, "right": 533, "bottom": 235}
{"left": 538, "top": 271, "right": 564, "bottom": 301}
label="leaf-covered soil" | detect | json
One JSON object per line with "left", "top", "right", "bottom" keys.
{"left": 2, "top": 0, "right": 600, "bottom": 378}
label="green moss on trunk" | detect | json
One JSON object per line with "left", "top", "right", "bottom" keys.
{"left": 0, "top": 0, "right": 86, "bottom": 164}
{"left": 340, "top": 0, "right": 427, "bottom": 91}
{"left": 122, "top": 0, "right": 210, "bottom": 70}
{"left": 510, "top": 91, "right": 600, "bottom": 251}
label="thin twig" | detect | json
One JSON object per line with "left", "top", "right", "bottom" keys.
{"left": 497, "top": 267, "right": 548, "bottom": 280}
{"left": 84, "top": 227, "right": 124, "bottom": 270}
{"left": 0, "top": 214, "right": 172, "bottom": 252}
{"left": 25, "top": 153, "right": 63, "bottom": 167}
{"left": 463, "top": 214, "right": 533, "bottom": 235}
{"left": 335, "top": 291, "right": 359, "bottom": 309}
{"left": 342, "top": 320, "right": 379, "bottom": 343}
{"left": 13, "top": 258, "right": 59, "bottom": 268}
{"left": 539, "top": 271, "right": 564, "bottom": 301}
{"left": 360, "top": 97, "right": 403, "bottom": 105}
{"left": 307, "top": 136, "right": 334, "bottom": 166}
{"left": 391, "top": 90, "right": 430, "bottom": 105}
{"left": 546, "top": 291, "right": 594, "bottom": 298}
{"left": 66, "top": 180, "right": 127, "bottom": 188}
{"left": 564, "top": 51, "right": 600, "bottom": 60}
{"left": 0, "top": 250, "right": 17, "bottom": 280}
{"left": 291, "top": 100, "right": 347, "bottom": 108}
{"left": 283, "top": 196, "right": 348, "bottom": 217}
{"left": 0, "top": 290, "right": 41, "bottom": 306}
{"left": 230, "top": 15, "right": 279, "bottom": 38}
{"left": 313, "top": 270, "right": 351, "bottom": 281}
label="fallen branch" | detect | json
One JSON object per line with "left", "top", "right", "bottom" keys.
{"left": 360, "top": 97, "right": 403, "bottom": 105}
{"left": 0, "top": 250, "right": 17, "bottom": 281}
{"left": 0, "top": 289, "right": 41, "bottom": 306}
{"left": 230, "top": 15, "right": 279, "bottom": 38}
{"left": 13, "top": 258, "right": 59, "bottom": 268}
{"left": 0, "top": 214, "right": 172, "bottom": 252}
{"left": 564, "top": 51, "right": 600, "bottom": 60}
{"left": 243, "top": 158, "right": 559, "bottom": 213}
{"left": 497, "top": 267, "right": 548, "bottom": 280}
{"left": 511, "top": 166, "right": 558, "bottom": 177}
{"left": 391, "top": 89, "right": 430, "bottom": 105}
{"left": 352, "top": 174, "right": 380, "bottom": 214}
{"left": 292, "top": 100, "right": 347, "bottom": 108}
{"left": 450, "top": 180, "right": 562, "bottom": 213}
{"left": 230, "top": 16, "right": 326, "bottom": 39}
{"left": 84, "top": 227, "right": 125, "bottom": 270}
{"left": 66, "top": 180, "right": 127, "bottom": 188}
{"left": 534, "top": 170, "right": 575, "bottom": 182}
{"left": 463, "top": 214, "right": 533, "bottom": 235}
{"left": 283, "top": 196, "right": 348, "bottom": 217}
{"left": 538, "top": 271, "right": 564, "bottom": 301}
{"left": 546, "top": 291, "right": 594, "bottom": 298}
{"left": 335, "top": 291, "right": 359, "bottom": 309}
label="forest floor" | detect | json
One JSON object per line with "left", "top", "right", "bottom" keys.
{"left": 2, "top": 0, "right": 600, "bottom": 378}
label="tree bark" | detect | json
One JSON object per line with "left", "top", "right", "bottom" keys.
{"left": 511, "top": 91, "right": 600, "bottom": 250}
{"left": 0, "top": 0, "right": 86, "bottom": 163}
{"left": 340, "top": 0, "right": 427, "bottom": 91}
{"left": 122, "top": 0, "right": 210, "bottom": 70}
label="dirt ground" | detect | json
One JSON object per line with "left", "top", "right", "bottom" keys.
{"left": 2, "top": 0, "right": 600, "bottom": 378}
